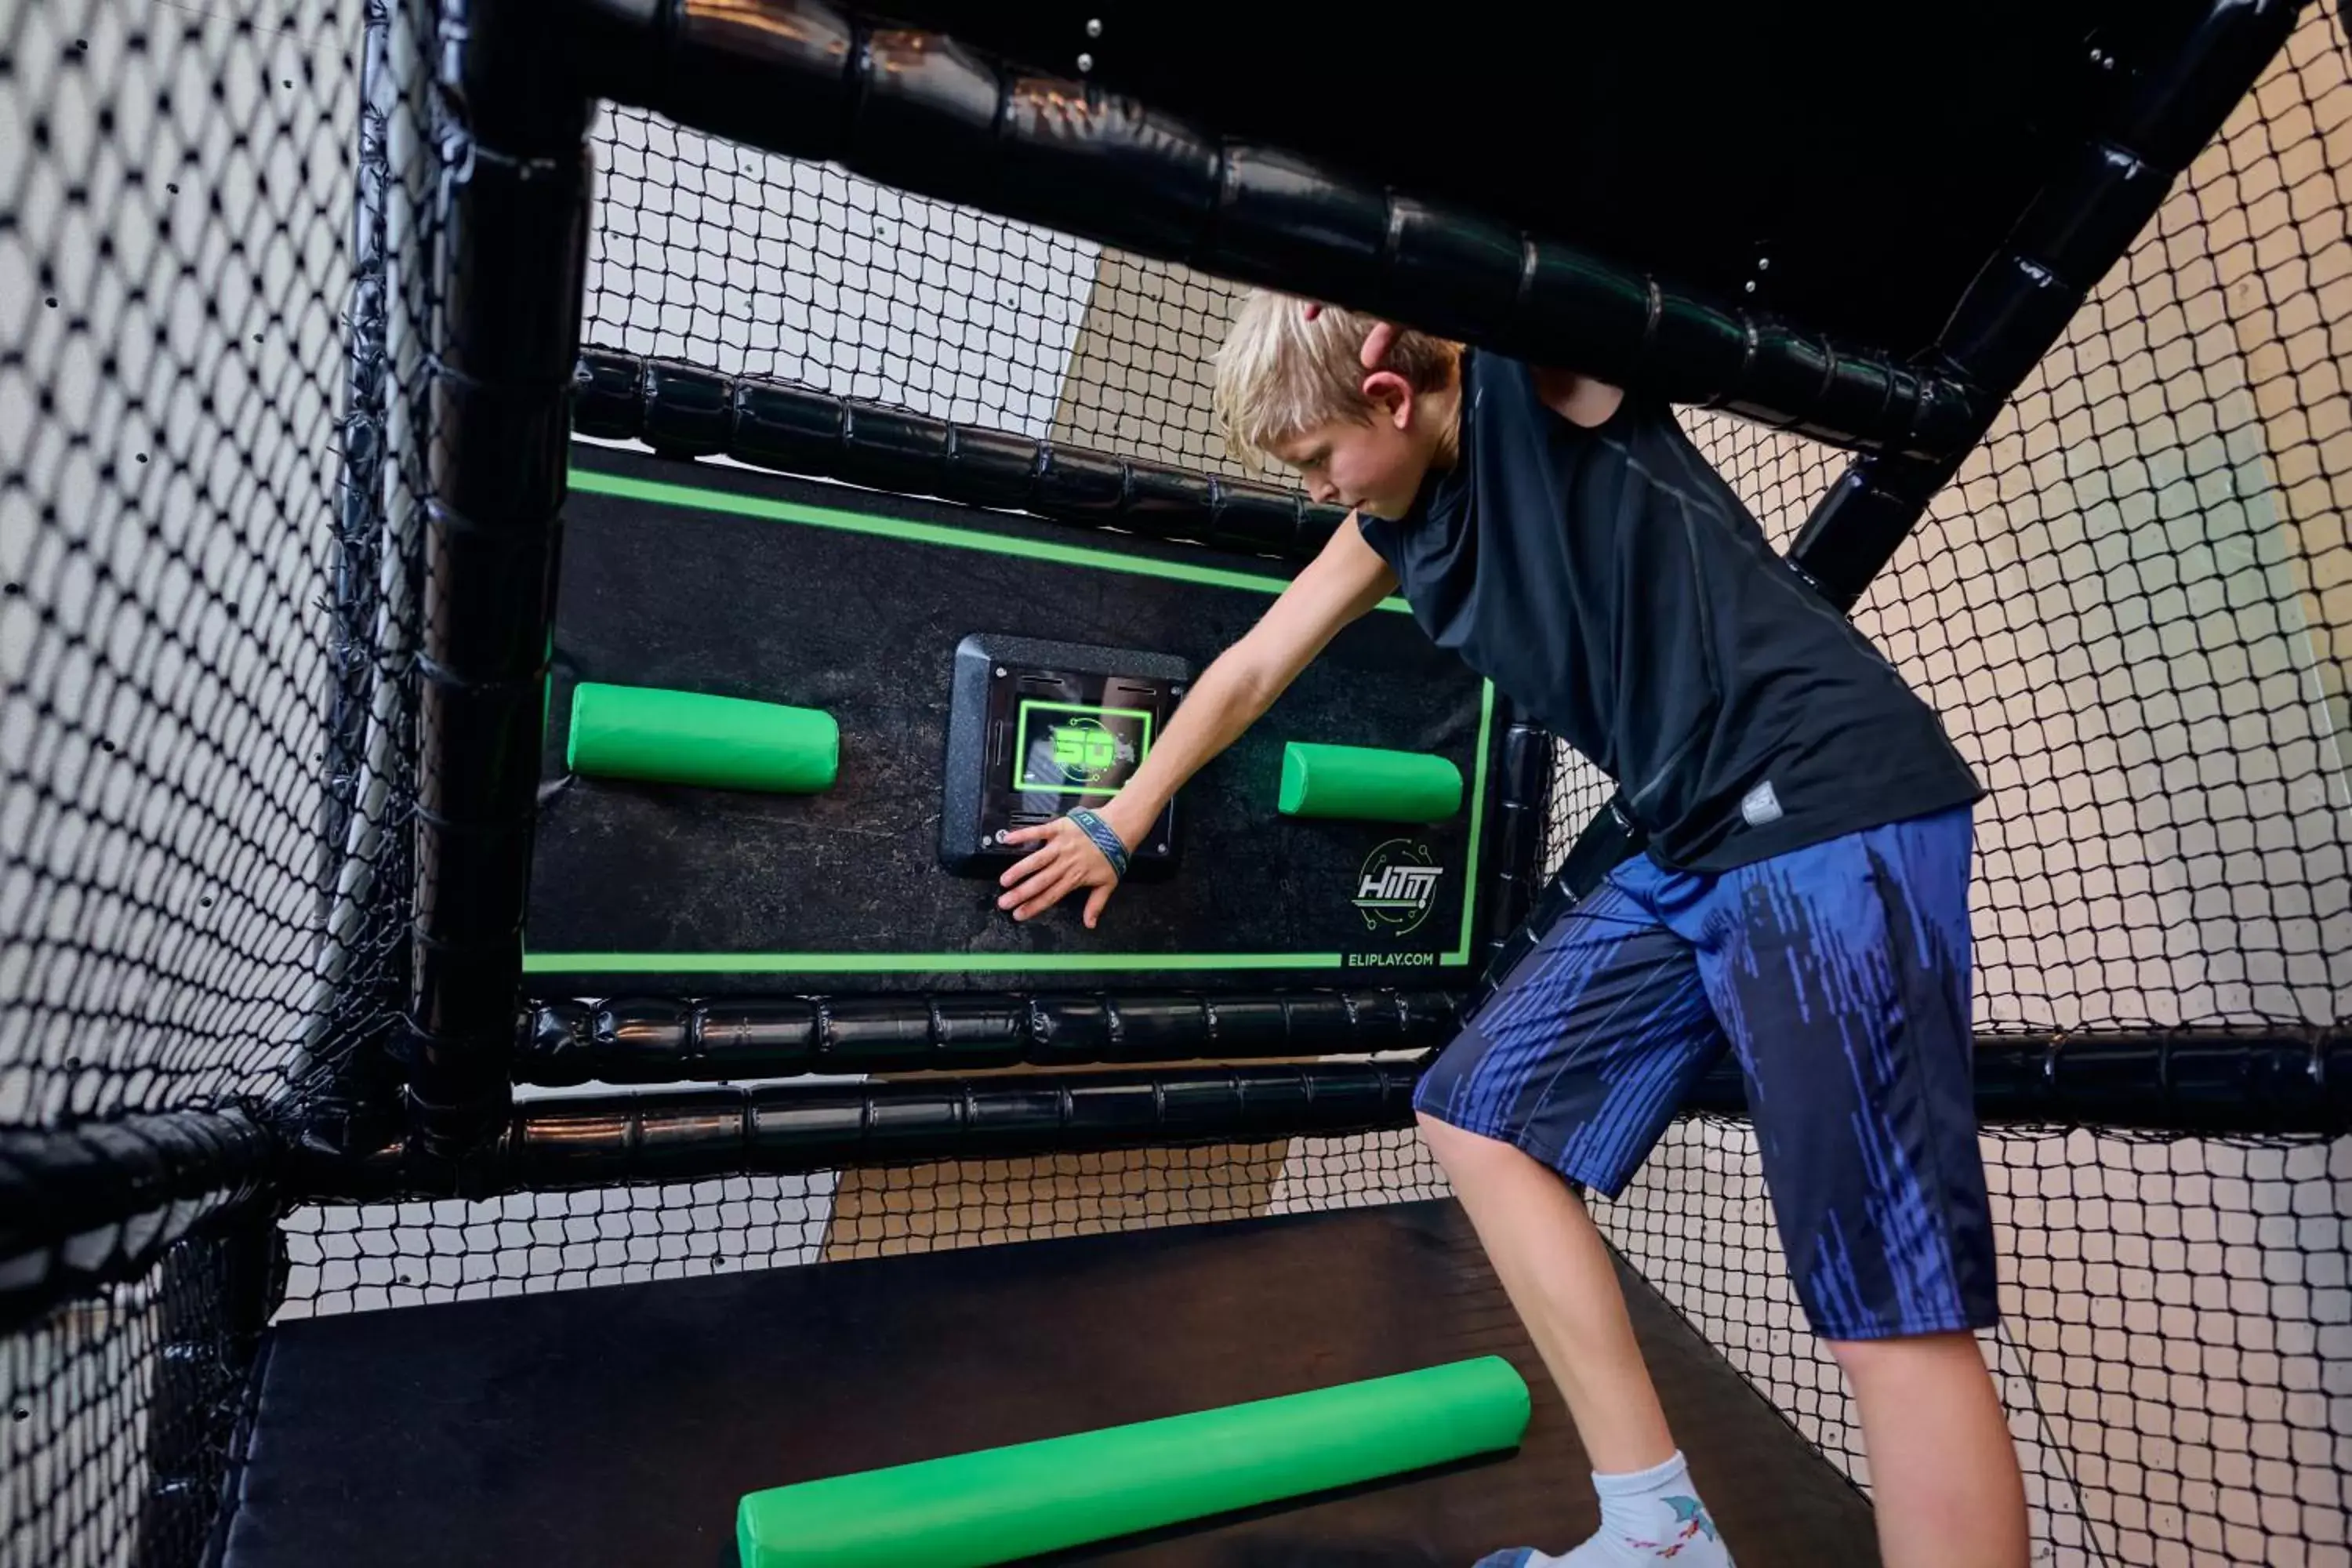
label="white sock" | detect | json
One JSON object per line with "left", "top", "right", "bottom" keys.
{"left": 1475, "top": 1451, "right": 1735, "bottom": 1567}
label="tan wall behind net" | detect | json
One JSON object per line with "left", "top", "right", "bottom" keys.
{"left": 1045, "top": 251, "right": 1252, "bottom": 476}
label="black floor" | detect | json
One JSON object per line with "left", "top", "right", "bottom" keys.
{"left": 222, "top": 1200, "right": 1879, "bottom": 1567}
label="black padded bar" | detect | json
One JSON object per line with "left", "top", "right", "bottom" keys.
{"left": 1681, "top": 1026, "right": 2352, "bottom": 1136}
{"left": 406, "top": 0, "right": 595, "bottom": 1162}
{"left": 0, "top": 1105, "right": 278, "bottom": 1334}
{"left": 1477, "top": 0, "right": 2303, "bottom": 1005}
{"left": 573, "top": 349, "right": 1348, "bottom": 563}
{"left": 1478, "top": 698, "right": 1555, "bottom": 971}
{"left": 132, "top": 1213, "right": 280, "bottom": 1568}
{"left": 321, "top": 17, "right": 394, "bottom": 924}
{"left": 1465, "top": 799, "right": 1640, "bottom": 1022}
{"left": 521, "top": 989, "right": 1458, "bottom": 1085}
{"left": 1791, "top": 0, "right": 2300, "bottom": 610}
{"left": 1944, "top": 0, "right": 2303, "bottom": 390}
{"left": 1783, "top": 451, "right": 1969, "bottom": 615}
{"left": 1969, "top": 1025, "right": 2352, "bottom": 1136}
{"left": 566, "top": 0, "right": 1982, "bottom": 460}
{"left": 321, "top": 1062, "right": 1424, "bottom": 1197}
{"left": 310, "top": 1025, "right": 2350, "bottom": 1202}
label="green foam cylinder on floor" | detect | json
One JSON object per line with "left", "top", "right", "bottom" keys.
{"left": 1278, "top": 742, "right": 1463, "bottom": 822}
{"left": 566, "top": 681, "right": 838, "bottom": 794}
{"left": 735, "top": 1356, "right": 1530, "bottom": 1568}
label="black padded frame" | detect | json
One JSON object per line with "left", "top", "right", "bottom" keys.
{"left": 314, "top": 1062, "right": 1432, "bottom": 1200}
{"left": 518, "top": 989, "right": 1461, "bottom": 1085}
{"left": 9, "top": 1022, "right": 2347, "bottom": 1317}
{"left": 572, "top": 348, "right": 1350, "bottom": 562}
{"left": 0, "top": 1106, "right": 278, "bottom": 1335}
{"left": 398, "top": 0, "right": 594, "bottom": 1167}
{"left": 1, "top": 0, "right": 2307, "bottom": 1287}
{"left": 404, "top": 0, "right": 2304, "bottom": 1182}
{"left": 566, "top": 0, "right": 1980, "bottom": 459}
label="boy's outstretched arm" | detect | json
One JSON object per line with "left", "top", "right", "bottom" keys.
{"left": 997, "top": 521, "right": 1399, "bottom": 925}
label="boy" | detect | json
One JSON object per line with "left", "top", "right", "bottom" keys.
{"left": 999, "top": 292, "right": 2027, "bottom": 1568}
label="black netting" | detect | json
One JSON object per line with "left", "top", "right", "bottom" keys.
{"left": 2, "top": 0, "right": 397, "bottom": 1562}
{"left": 1, "top": 0, "right": 394, "bottom": 1132}
{"left": 278, "top": 1133, "right": 1448, "bottom": 1317}
{"left": 1604, "top": 1123, "right": 2350, "bottom": 1565}
{"left": 3, "top": 1225, "right": 273, "bottom": 1568}
{"left": 583, "top": 104, "right": 1253, "bottom": 476}
{"left": 1544, "top": 16, "right": 2352, "bottom": 1040}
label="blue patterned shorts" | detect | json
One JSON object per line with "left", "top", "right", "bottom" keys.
{"left": 1417, "top": 806, "right": 1998, "bottom": 1341}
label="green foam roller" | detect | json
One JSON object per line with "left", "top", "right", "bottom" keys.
{"left": 735, "top": 1356, "right": 1530, "bottom": 1568}
{"left": 1278, "top": 742, "right": 1463, "bottom": 822}
{"left": 567, "top": 681, "right": 838, "bottom": 794}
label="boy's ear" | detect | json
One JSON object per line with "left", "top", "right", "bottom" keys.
{"left": 1361, "top": 369, "right": 1411, "bottom": 426}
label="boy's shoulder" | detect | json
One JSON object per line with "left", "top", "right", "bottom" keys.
{"left": 1457, "top": 350, "right": 1540, "bottom": 431}
{"left": 1460, "top": 350, "right": 1662, "bottom": 448}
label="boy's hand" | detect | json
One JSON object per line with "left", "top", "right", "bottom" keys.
{"left": 997, "top": 815, "right": 1125, "bottom": 927}
{"left": 1300, "top": 301, "right": 1398, "bottom": 372}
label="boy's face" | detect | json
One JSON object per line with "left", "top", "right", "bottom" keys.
{"left": 1269, "top": 372, "right": 1443, "bottom": 521}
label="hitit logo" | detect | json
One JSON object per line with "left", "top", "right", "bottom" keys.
{"left": 1352, "top": 839, "right": 1442, "bottom": 936}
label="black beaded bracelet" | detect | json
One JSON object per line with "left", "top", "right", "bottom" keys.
{"left": 1066, "top": 808, "right": 1131, "bottom": 880}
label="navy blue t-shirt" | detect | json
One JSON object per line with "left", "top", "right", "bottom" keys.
{"left": 1356, "top": 352, "right": 1982, "bottom": 872}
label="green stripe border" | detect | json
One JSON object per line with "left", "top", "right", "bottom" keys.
{"left": 568, "top": 468, "right": 1414, "bottom": 612}
{"left": 525, "top": 462, "right": 1492, "bottom": 978}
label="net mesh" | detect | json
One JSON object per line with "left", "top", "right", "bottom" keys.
{"left": 276, "top": 1132, "right": 1450, "bottom": 1317}
{"left": 4, "top": 2, "right": 2349, "bottom": 1566}
{"left": 0, "top": 0, "right": 377, "bottom": 1129}
{"left": 583, "top": 103, "right": 1250, "bottom": 475}
{"left": 2, "top": 0, "right": 397, "bottom": 1562}
{"left": 3, "top": 1225, "right": 272, "bottom": 1568}
{"left": 1613, "top": 1122, "right": 2350, "bottom": 1567}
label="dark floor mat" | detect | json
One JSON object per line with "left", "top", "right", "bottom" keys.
{"left": 223, "top": 1198, "right": 1878, "bottom": 1566}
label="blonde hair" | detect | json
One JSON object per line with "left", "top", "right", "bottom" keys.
{"left": 1212, "top": 290, "right": 1459, "bottom": 473}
